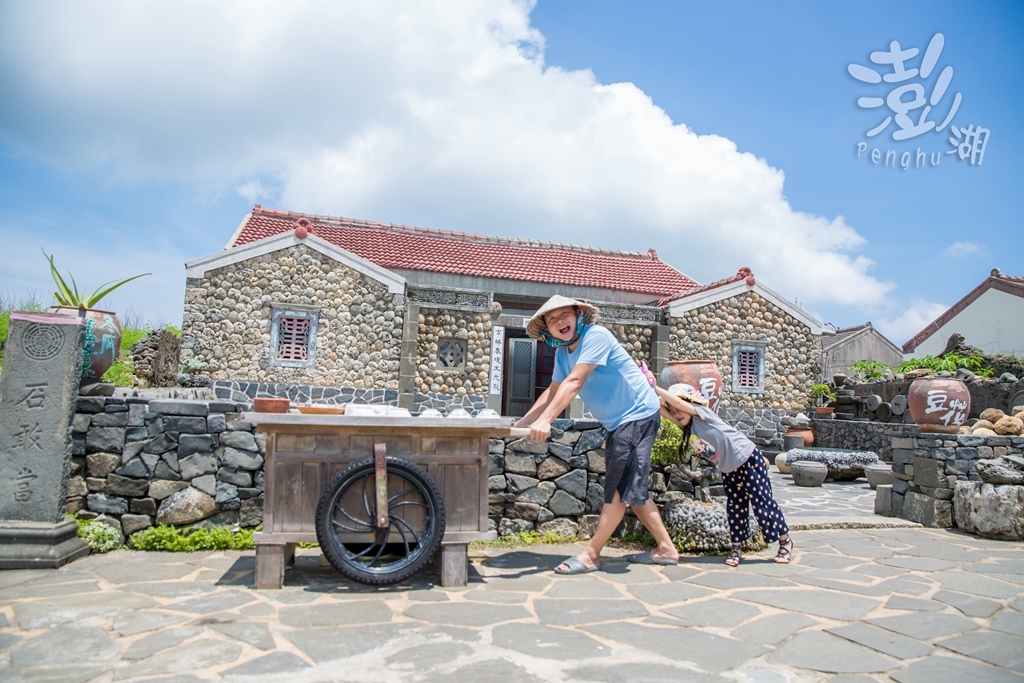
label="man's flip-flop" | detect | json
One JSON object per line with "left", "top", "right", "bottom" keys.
{"left": 554, "top": 556, "right": 599, "bottom": 574}
{"left": 626, "top": 551, "right": 679, "bottom": 566}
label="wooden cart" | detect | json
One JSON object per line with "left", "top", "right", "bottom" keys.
{"left": 243, "top": 412, "right": 525, "bottom": 588}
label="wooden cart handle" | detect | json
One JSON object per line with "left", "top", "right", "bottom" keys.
{"left": 508, "top": 427, "right": 532, "bottom": 439}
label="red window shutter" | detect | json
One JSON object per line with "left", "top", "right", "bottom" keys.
{"left": 277, "top": 317, "right": 310, "bottom": 360}
{"left": 736, "top": 350, "right": 759, "bottom": 388}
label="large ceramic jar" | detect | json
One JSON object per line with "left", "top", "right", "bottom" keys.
{"left": 659, "top": 360, "right": 724, "bottom": 412}
{"left": 907, "top": 376, "right": 970, "bottom": 434}
{"left": 49, "top": 306, "right": 122, "bottom": 381}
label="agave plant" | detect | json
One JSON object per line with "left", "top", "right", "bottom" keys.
{"left": 44, "top": 250, "right": 150, "bottom": 310}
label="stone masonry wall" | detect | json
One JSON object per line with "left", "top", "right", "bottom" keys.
{"left": 666, "top": 291, "right": 821, "bottom": 410}
{"left": 71, "top": 398, "right": 726, "bottom": 541}
{"left": 812, "top": 418, "right": 905, "bottom": 462}
{"left": 181, "top": 244, "right": 403, "bottom": 387}
{"left": 875, "top": 431, "right": 1024, "bottom": 529}
{"left": 69, "top": 397, "right": 263, "bottom": 538}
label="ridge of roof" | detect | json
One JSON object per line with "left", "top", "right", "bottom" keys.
{"left": 244, "top": 205, "right": 665, "bottom": 261}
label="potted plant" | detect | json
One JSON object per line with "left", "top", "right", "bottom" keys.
{"left": 809, "top": 383, "right": 836, "bottom": 415}
{"left": 44, "top": 250, "right": 150, "bottom": 383}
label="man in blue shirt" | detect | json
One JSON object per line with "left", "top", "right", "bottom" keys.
{"left": 516, "top": 295, "right": 680, "bottom": 573}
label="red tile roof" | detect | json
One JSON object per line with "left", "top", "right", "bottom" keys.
{"left": 657, "top": 267, "right": 755, "bottom": 307}
{"left": 230, "top": 206, "right": 700, "bottom": 299}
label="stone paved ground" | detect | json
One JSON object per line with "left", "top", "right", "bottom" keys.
{"left": 1, "top": 472, "right": 1022, "bottom": 682}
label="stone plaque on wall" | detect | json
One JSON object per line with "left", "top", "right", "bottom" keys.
{"left": 0, "top": 312, "right": 90, "bottom": 567}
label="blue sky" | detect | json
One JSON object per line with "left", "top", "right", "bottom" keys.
{"left": 1, "top": 1, "right": 1021, "bottom": 350}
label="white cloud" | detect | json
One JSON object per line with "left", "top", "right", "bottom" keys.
{"left": 0, "top": 0, "right": 893, "bottom": 315}
{"left": 874, "top": 298, "right": 951, "bottom": 349}
{"left": 943, "top": 241, "right": 982, "bottom": 257}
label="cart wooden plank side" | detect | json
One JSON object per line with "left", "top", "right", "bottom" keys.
{"left": 243, "top": 413, "right": 521, "bottom": 588}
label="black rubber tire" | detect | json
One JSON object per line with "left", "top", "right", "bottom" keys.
{"left": 316, "top": 456, "right": 445, "bottom": 585}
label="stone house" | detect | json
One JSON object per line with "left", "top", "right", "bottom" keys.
{"left": 659, "top": 267, "right": 824, "bottom": 411}
{"left": 183, "top": 207, "right": 825, "bottom": 415}
{"left": 821, "top": 322, "right": 903, "bottom": 380}
{"left": 902, "top": 268, "right": 1024, "bottom": 359}
{"left": 183, "top": 206, "right": 700, "bottom": 417}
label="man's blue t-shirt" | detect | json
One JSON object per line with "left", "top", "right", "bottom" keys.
{"left": 552, "top": 325, "right": 660, "bottom": 432}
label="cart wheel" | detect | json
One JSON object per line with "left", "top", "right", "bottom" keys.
{"left": 316, "top": 456, "right": 445, "bottom": 585}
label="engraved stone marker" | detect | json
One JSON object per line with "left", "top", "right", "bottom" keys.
{"left": 0, "top": 312, "right": 90, "bottom": 567}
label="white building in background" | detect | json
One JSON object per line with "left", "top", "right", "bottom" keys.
{"left": 902, "top": 269, "right": 1024, "bottom": 360}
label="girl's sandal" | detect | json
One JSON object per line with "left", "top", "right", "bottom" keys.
{"left": 774, "top": 538, "right": 794, "bottom": 564}
{"left": 724, "top": 545, "right": 741, "bottom": 567}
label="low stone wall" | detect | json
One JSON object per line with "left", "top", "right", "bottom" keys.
{"left": 812, "top": 417, "right": 904, "bottom": 462}
{"left": 876, "top": 431, "right": 1024, "bottom": 530}
{"left": 69, "top": 397, "right": 264, "bottom": 537}
{"left": 70, "top": 398, "right": 723, "bottom": 540}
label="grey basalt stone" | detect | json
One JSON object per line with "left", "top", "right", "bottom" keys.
{"left": 554, "top": 469, "right": 587, "bottom": 499}
{"left": 219, "top": 430, "right": 258, "bottom": 451}
{"left": 141, "top": 433, "right": 177, "bottom": 455}
{"left": 191, "top": 474, "right": 217, "bottom": 496}
{"left": 206, "top": 413, "right": 227, "bottom": 433}
{"left": 547, "top": 490, "right": 585, "bottom": 516}
{"left": 178, "top": 453, "right": 218, "bottom": 480}
{"left": 86, "top": 427, "right": 126, "bottom": 454}
{"left": 86, "top": 493, "right": 129, "bottom": 515}
{"left": 161, "top": 416, "right": 208, "bottom": 434}
{"left": 504, "top": 453, "right": 538, "bottom": 476}
{"left": 104, "top": 474, "right": 149, "bottom": 497}
{"left": 217, "top": 467, "right": 252, "bottom": 487}
{"left": 574, "top": 428, "right": 607, "bottom": 455}
{"left": 221, "top": 447, "right": 263, "bottom": 471}
{"left": 515, "top": 481, "right": 555, "bottom": 505}
{"left": 506, "top": 474, "right": 540, "bottom": 494}
{"left": 147, "top": 399, "right": 210, "bottom": 417}
{"left": 115, "top": 457, "right": 152, "bottom": 479}
{"left": 177, "top": 434, "right": 216, "bottom": 457}
{"left": 547, "top": 441, "right": 574, "bottom": 461}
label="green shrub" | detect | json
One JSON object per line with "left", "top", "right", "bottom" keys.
{"left": 847, "top": 360, "right": 892, "bottom": 381}
{"left": 76, "top": 518, "right": 123, "bottom": 553}
{"left": 471, "top": 530, "right": 576, "bottom": 549}
{"left": 129, "top": 525, "right": 256, "bottom": 551}
{"left": 898, "top": 353, "right": 994, "bottom": 378}
{"left": 651, "top": 417, "right": 684, "bottom": 467}
{"left": 809, "top": 383, "right": 836, "bottom": 405}
{"left": 100, "top": 325, "right": 177, "bottom": 387}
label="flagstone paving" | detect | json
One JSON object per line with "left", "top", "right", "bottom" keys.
{"left": 0, "top": 472, "right": 1022, "bottom": 681}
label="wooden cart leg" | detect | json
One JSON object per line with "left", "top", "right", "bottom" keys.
{"left": 440, "top": 543, "right": 468, "bottom": 587}
{"left": 255, "top": 542, "right": 288, "bottom": 589}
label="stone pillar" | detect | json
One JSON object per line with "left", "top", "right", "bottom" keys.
{"left": 651, "top": 323, "right": 671, "bottom": 379}
{"left": 397, "top": 303, "right": 421, "bottom": 411}
{"left": 0, "top": 312, "right": 90, "bottom": 568}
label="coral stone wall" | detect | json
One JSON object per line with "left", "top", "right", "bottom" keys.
{"left": 182, "top": 244, "right": 403, "bottom": 387}
{"left": 604, "top": 322, "right": 654, "bottom": 366}
{"left": 416, "top": 307, "right": 492, "bottom": 396}
{"left": 667, "top": 291, "right": 821, "bottom": 410}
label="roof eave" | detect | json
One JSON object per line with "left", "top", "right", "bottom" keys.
{"left": 186, "top": 232, "right": 407, "bottom": 294}
{"left": 666, "top": 279, "right": 822, "bottom": 334}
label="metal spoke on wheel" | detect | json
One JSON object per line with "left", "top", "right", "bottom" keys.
{"left": 316, "top": 454, "right": 445, "bottom": 586}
